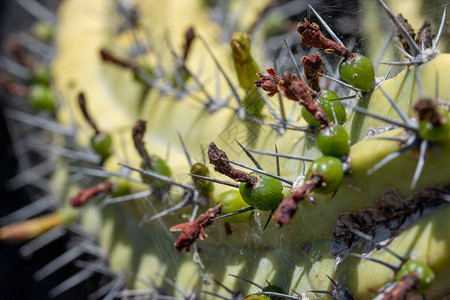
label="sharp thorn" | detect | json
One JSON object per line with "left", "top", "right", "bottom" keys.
{"left": 235, "top": 139, "right": 263, "bottom": 170}
{"left": 415, "top": 67, "right": 424, "bottom": 98}
{"left": 308, "top": 5, "right": 345, "bottom": 46}
{"left": 247, "top": 148, "right": 314, "bottom": 162}
{"left": 198, "top": 35, "right": 243, "bottom": 109}
{"left": 283, "top": 37, "right": 302, "bottom": 78}
{"left": 433, "top": 6, "right": 447, "bottom": 50}
{"left": 275, "top": 145, "right": 280, "bottom": 177}
{"left": 319, "top": 73, "right": 360, "bottom": 92}
{"left": 260, "top": 291, "right": 300, "bottom": 300}
{"left": 178, "top": 132, "right": 193, "bottom": 167}
{"left": 376, "top": 0, "right": 421, "bottom": 56}
{"left": 379, "top": 87, "right": 411, "bottom": 125}
{"left": 119, "top": 162, "right": 195, "bottom": 191}
{"left": 210, "top": 206, "right": 254, "bottom": 222}
{"left": 189, "top": 173, "right": 240, "bottom": 188}
{"left": 350, "top": 253, "right": 400, "bottom": 272}
{"left": 353, "top": 106, "right": 418, "bottom": 132}
{"left": 384, "top": 66, "right": 393, "bottom": 80}
{"left": 263, "top": 209, "right": 275, "bottom": 230}
{"left": 224, "top": 159, "right": 293, "bottom": 185}
{"left": 367, "top": 144, "right": 413, "bottom": 175}
{"left": 228, "top": 274, "right": 264, "bottom": 290}
{"left": 410, "top": 139, "right": 428, "bottom": 190}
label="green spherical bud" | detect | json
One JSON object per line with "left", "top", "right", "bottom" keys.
{"left": 301, "top": 90, "right": 346, "bottom": 126}
{"left": 317, "top": 124, "right": 350, "bottom": 158}
{"left": 31, "top": 21, "right": 53, "bottom": 43}
{"left": 239, "top": 172, "right": 283, "bottom": 211}
{"left": 418, "top": 110, "right": 450, "bottom": 142}
{"left": 339, "top": 54, "right": 375, "bottom": 91}
{"left": 191, "top": 162, "right": 214, "bottom": 197}
{"left": 216, "top": 190, "right": 251, "bottom": 222}
{"left": 141, "top": 156, "right": 172, "bottom": 188}
{"left": 29, "top": 84, "right": 55, "bottom": 112}
{"left": 396, "top": 260, "right": 435, "bottom": 293}
{"left": 109, "top": 177, "right": 130, "bottom": 197}
{"left": 31, "top": 66, "right": 51, "bottom": 86}
{"left": 90, "top": 132, "right": 112, "bottom": 161}
{"left": 306, "top": 156, "right": 344, "bottom": 194}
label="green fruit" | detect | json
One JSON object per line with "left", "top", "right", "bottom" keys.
{"left": 216, "top": 190, "right": 251, "bottom": 223}
{"left": 90, "top": 132, "right": 112, "bottom": 161}
{"left": 31, "top": 66, "right": 51, "bottom": 86}
{"left": 418, "top": 110, "right": 450, "bottom": 142}
{"left": 239, "top": 172, "right": 283, "bottom": 211}
{"left": 301, "top": 90, "right": 346, "bottom": 126}
{"left": 317, "top": 124, "right": 350, "bottom": 158}
{"left": 29, "top": 84, "right": 55, "bottom": 111}
{"left": 306, "top": 156, "right": 344, "bottom": 194}
{"left": 396, "top": 260, "right": 435, "bottom": 293}
{"left": 191, "top": 162, "right": 214, "bottom": 197}
{"left": 339, "top": 53, "right": 375, "bottom": 91}
{"left": 109, "top": 177, "right": 130, "bottom": 197}
{"left": 141, "top": 156, "right": 172, "bottom": 188}
{"left": 30, "top": 21, "right": 53, "bottom": 43}
{"left": 261, "top": 284, "right": 284, "bottom": 300}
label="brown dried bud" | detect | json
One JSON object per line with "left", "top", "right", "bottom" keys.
{"left": 302, "top": 53, "right": 324, "bottom": 92}
{"left": 275, "top": 175, "right": 322, "bottom": 226}
{"left": 132, "top": 120, "right": 153, "bottom": 168}
{"left": 100, "top": 48, "right": 137, "bottom": 70}
{"left": 414, "top": 98, "right": 447, "bottom": 127}
{"left": 396, "top": 14, "right": 416, "bottom": 56}
{"left": 297, "top": 19, "right": 350, "bottom": 58}
{"left": 170, "top": 204, "right": 222, "bottom": 252}
{"left": 416, "top": 20, "right": 433, "bottom": 50}
{"left": 255, "top": 68, "right": 282, "bottom": 96}
{"left": 70, "top": 181, "right": 113, "bottom": 207}
{"left": 208, "top": 142, "right": 254, "bottom": 185}
{"left": 278, "top": 72, "right": 328, "bottom": 127}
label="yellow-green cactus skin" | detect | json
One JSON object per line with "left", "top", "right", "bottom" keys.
{"left": 7, "top": 0, "right": 447, "bottom": 298}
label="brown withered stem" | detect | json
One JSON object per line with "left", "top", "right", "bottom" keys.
{"left": 70, "top": 181, "right": 113, "bottom": 207}
{"left": 100, "top": 48, "right": 137, "bottom": 70}
{"left": 208, "top": 142, "right": 256, "bottom": 187}
{"left": 302, "top": 52, "right": 324, "bottom": 92}
{"left": 297, "top": 19, "right": 350, "bottom": 58}
{"left": 170, "top": 204, "right": 222, "bottom": 252}
{"left": 132, "top": 120, "right": 154, "bottom": 169}
{"left": 0, "top": 75, "right": 29, "bottom": 97}
{"left": 255, "top": 68, "right": 282, "bottom": 97}
{"left": 78, "top": 92, "right": 101, "bottom": 135}
{"left": 278, "top": 72, "right": 328, "bottom": 127}
{"left": 396, "top": 14, "right": 416, "bottom": 56}
{"left": 182, "top": 26, "right": 196, "bottom": 62}
{"left": 275, "top": 175, "right": 322, "bottom": 226}
{"left": 380, "top": 275, "right": 418, "bottom": 300}
{"left": 416, "top": 20, "right": 433, "bottom": 49}
{"left": 414, "top": 98, "right": 447, "bottom": 127}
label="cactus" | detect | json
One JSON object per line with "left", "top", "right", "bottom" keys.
{"left": 1, "top": 0, "right": 449, "bottom": 299}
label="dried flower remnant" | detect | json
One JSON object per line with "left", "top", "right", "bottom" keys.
{"left": 182, "top": 26, "right": 196, "bottom": 62}
{"left": 100, "top": 48, "right": 137, "bottom": 70}
{"left": 302, "top": 52, "right": 324, "bottom": 92}
{"left": 70, "top": 181, "right": 113, "bottom": 207}
{"left": 132, "top": 120, "right": 153, "bottom": 169}
{"left": 274, "top": 175, "right": 322, "bottom": 226}
{"left": 297, "top": 19, "right": 350, "bottom": 58}
{"left": 208, "top": 142, "right": 255, "bottom": 186}
{"left": 414, "top": 98, "right": 446, "bottom": 126}
{"left": 78, "top": 92, "right": 100, "bottom": 135}
{"left": 416, "top": 20, "right": 433, "bottom": 49}
{"left": 396, "top": 14, "right": 416, "bottom": 56}
{"left": 255, "top": 68, "right": 281, "bottom": 97}
{"left": 170, "top": 204, "right": 222, "bottom": 252}
{"left": 278, "top": 72, "right": 328, "bottom": 127}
